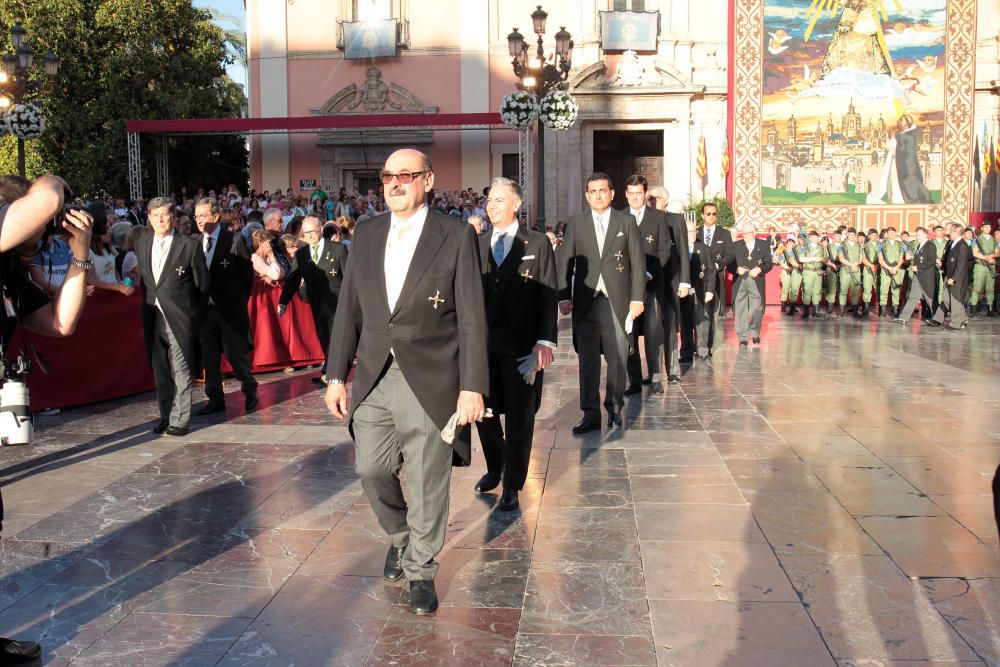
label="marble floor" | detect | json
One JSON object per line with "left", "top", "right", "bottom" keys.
{"left": 1, "top": 311, "right": 998, "bottom": 666}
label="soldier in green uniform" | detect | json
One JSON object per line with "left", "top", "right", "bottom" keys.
{"left": 776, "top": 238, "right": 801, "bottom": 315}
{"left": 969, "top": 222, "right": 997, "bottom": 317}
{"left": 838, "top": 227, "right": 864, "bottom": 317}
{"left": 821, "top": 235, "right": 840, "bottom": 316}
{"left": 859, "top": 229, "right": 880, "bottom": 317}
{"left": 932, "top": 225, "right": 948, "bottom": 310}
{"left": 795, "top": 229, "right": 825, "bottom": 319}
{"left": 878, "top": 226, "right": 906, "bottom": 318}
{"left": 994, "top": 228, "right": 1000, "bottom": 315}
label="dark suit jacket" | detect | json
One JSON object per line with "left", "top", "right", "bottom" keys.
{"left": 135, "top": 231, "right": 210, "bottom": 369}
{"left": 942, "top": 239, "right": 972, "bottom": 298}
{"left": 682, "top": 241, "right": 719, "bottom": 325}
{"left": 279, "top": 239, "right": 349, "bottom": 316}
{"left": 623, "top": 207, "right": 672, "bottom": 306}
{"left": 721, "top": 238, "right": 773, "bottom": 296}
{"left": 663, "top": 211, "right": 692, "bottom": 310}
{"left": 556, "top": 208, "right": 645, "bottom": 331}
{"left": 479, "top": 225, "right": 558, "bottom": 358}
{"left": 909, "top": 240, "right": 939, "bottom": 299}
{"left": 328, "top": 210, "right": 488, "bottom": 466}
{"left": 197, "top": 228, "right": 253, "bottom": 336}
{"left": 697, "top": 224, "right": 733, "bottom": 274}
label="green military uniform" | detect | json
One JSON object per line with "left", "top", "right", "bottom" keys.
{"left": 879, "top": 238, "right": 905, "bottom": 310}
{"left": 823, "top": 240, "right": 839, "bottom": 308}
{"left": 838, "top": 239, "right": 863, "bottom": 307}
{"left": 969, "top": 232, "right": 997, "bottom": 309}
{"left": 861, "top": 239, "right": 880, "bottom": 305}
{"left": 776, "top": 246, "right": 802, "bottom": 307}
{"left": 795, "top": 240, "right": 825, "bottom": 310}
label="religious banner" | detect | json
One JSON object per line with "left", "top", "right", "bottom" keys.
{"left": 343, "top": 18, "right": 397, "bottom": 60}
{"left": 730, "top": 0, "right": 977, "bottom": 229}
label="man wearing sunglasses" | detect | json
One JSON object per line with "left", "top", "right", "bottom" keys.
{"left": 696, "top": 203, "right": 732, "bottom": 357}
{"left": 324, "top": 149, "right": 488, "bottom": 615}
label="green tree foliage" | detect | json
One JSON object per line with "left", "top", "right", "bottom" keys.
{"left": 0, "top": 0, "right": 248, "bottom": 196}
{"left": 686, "top": 195, "right": 735, "bottom": 229}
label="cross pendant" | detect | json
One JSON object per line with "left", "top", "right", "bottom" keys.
{"left": 175, "top": 266, "right": 186, "bottom": 276}
{"left": 521, "top": 269, "right": 533, "bottom": 282}
{"left": 614, "top": 250, "right": 624, "bottom": 261}
{"left": 645, "top": 235, "right": 654, "bottom": 245}
{"left": 329, "top": 267, "right": 338, "bottom": 277}
{"left": 428, "top": 290, "right": 445, "bottom": 309}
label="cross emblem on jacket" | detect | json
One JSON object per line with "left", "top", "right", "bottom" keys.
{"left": 428, "top": 290, "right": 445, "bottom": 309}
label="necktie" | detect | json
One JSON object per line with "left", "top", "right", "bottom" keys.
{"left": 311, "top": 244, "right": 320, "bottom": 263}
{"left": 204, "top": 235, "right": 212, "bottom": 254}
{"left": 706, "top": 227, "right": 713, "bottom": 247}
{"left": 493, "top": 235, "right": 506, "bottom": 266}
{"left": 386, "top": 221, "right": 412, "bottom": 312}
{"left": 596, "top": 215, "right": 607, "bottom": 255}
{"left": 153, "top": 238, "right": 167, "bottom": 280}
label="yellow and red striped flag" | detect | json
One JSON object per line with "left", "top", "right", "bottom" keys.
{"left": 721, "top": 131, "right": 730, "bottom": 178}
{"left": 696, "top": 135, "right": 707, "bottom": 181}
{"left": 984, "top": 124, "right": 992, "bottom": 177}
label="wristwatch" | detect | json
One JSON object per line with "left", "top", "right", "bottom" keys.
{"left": 70, "top": 257, "right": 94, "bottom": 271}
{"left": 327, "top": 378, "right": 345, "bottom": 385}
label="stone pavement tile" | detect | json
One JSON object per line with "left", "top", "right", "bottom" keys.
{"left": 743, "top": 395, "right": 819, "bottom": 417}
{"left": 641, "top": 540, "right": 798, "bottom": 602}
{"left": 630, "top": 467, "right": 746, "bottom": 505}
{"left": 70, "top": 612, "right": 253, "bottom": 667}
{"left": 786, "top": 436, "right": 886, "bottom": 467}
{"left": 137, "top": 441, "right": 326, "bottom": 475}
{"left": 844, "top": 428, "right": 955, "bottom": 458}
{"left": 725, "top": 458, "right": 827, "bottom": 492}
{"left": 445, "top": 481, "right": 542, "bottom": 550}
{"left": 0, "top": 539, "right": 86, "bottom": 611}
{"left": 810, "top": 466, "right": 945, "bottom": 517}
{"left": 836, "top": 661, "right": 985, "bottom": 666}
{"left": 634, "top": 503, "right": 764, "bottom": 543}
{"left": 928, "top": 494, "right": 999, "bottom": 545}
{"left": 743, "top": 490, "right": 882, "bottom": 556}
{"left": 648, "top": 599, "right": 834, "bottom": 667}
{"left": 298, "top": 510, "right": 390, "bottom": 576}
{"left": 181, "top": 423, "right": 304, "bottom": 443}
{"left": 921, "top": 577, "right": 1000, "bottom": 667}
{"left": 781, "top": 555, "right": 979, "bottom": 662}
{"left": 398, "top": 548, "right": 529, "bottom": 609}
{"left": 1, "top": 459, "right": 148, "bottom": 516}
{"left": 219, "top": 574, "right": 401, "bottom": 667}
{"left": 883, "top": 456, "right": 996, "bottom": 496}
{"left": 548, "top": 448, "right": 628, "bottom": 469}
{"left": 770, "top": 422, "right": 850, "bottom": 437}
{"left": 697, "top": 409, "right": 776, "bottom": 434}
{"left": 626, "top": 449, "right": 725, "bottom": 470}
{"left": 532, "top": 506, "right": 640, "bottom": 563}
{"left": 0, "top": 513, "right": 43, "bottom": 536}
{"left": 519, "top": 562, "right": 651, "bottom": 636}
{"left": 238, "top": 472, "right": 361, "bottom": 530}
{"left": 512, "top": 633, "right": 657, "bottom": 666}
{"left": 711, "top": 438, "right": 800, "bottom": 459}
{"left": 553, "top": 428, "right": 713, "bottom": 450}
{"left": 858, "top": 517, "right": 1000, "bottom": 578}
{"left": 366, "top": 606, "right": 520, "bottom": 666}
{"left": 277, "top": 424, "right": 352, "bottom": 445}
{"left": 542, "top": 467, "right": 632, "bottom": 508}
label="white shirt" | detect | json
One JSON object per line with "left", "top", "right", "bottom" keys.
{"left": 385, "top": 205, "right": 428, "bottom": 313}
{"left": 629, "top": 206, "right": 645, "bottom": 226}
{"left": 152, "top": 231, "right": 174, "bottom": 284}
{"left": 592, "top": 211, "right": 611, "bottom": 296}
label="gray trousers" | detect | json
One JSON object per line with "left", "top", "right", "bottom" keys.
{"left": 626, "top": 288, "right": 663, "bottom": 384}
{"left": 577, "top": 294, "right": 628, "bottom": 418}
{"left": 898, "top": 276, "right": 933, "bottom": 322}
{"left": 734, "top": 279, "right": 763, "bottom": 341}
{"left": 353, "top": 359, "right": 452, "bottom": 581}
{"left": 932, "top": 282, "right": 969, "bottom": 329}
{"left": 152, "top": 312, "right": 192, "bottom": 429}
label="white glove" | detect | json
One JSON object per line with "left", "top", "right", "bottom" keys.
{"left": 624, "top": 312, "right": 635, "bottom": 335}
{"left": 516, "top": 354, "right": 538, "bottom": 386}
{"left": 705, "top": 292, "right": 714, "bottom": 303}
{"left": 441, "top": 408, "right": 493, "bottom": 444}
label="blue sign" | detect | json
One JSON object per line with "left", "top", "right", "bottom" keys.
{"left": 343, "top": 19, "right": 397, "bottom": 60}
{"left": 600, "top": 11, "right": 659, "bottom": 52}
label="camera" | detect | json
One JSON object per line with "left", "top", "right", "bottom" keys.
{"left": 0, "top": 354, "right": 33, "bottom": 446}
{"left": 53, "top": 205, "right": 88, "bottom": 229}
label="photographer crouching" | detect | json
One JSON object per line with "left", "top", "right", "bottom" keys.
{"left": 0, "top": 174, "right": 92, "bottom": 665}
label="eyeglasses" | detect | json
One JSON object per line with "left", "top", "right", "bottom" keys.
{"left": 381, "top": 171, "right": 424, "bottom": 185}
{"left": 703, "top": 212, "right": 718, "bottom": 217}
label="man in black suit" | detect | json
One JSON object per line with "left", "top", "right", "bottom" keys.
{"left": 648, "top": 186, "right": 691, "bottom": 382}
{"left": 894, "top": 226, "right": 938, "bottom": 323}
{"left": 695, "top": 202, "right": 732, "bottom": 356}
{"left": 623, "top": 175, "right": 671, "bottom": 395}
{"left": 325, "top": 149, "right": 488, "bottom": 615}
{"left": 135, "top": 197, "right": 210, "bottom": 436}
{"left": 474, "top": 177, "right": 558, "bottom": 511}
{"left": 930, "top": 222, "right": 972, "bottom": 329}
{"left": 557, "top": 173, "right": 645, "bottom": 433}
{"left": 194, "top": 198, "right": 258, "bottom": 414}
{"left": 279, "top": 214, "right": 349, "bottom": 385}
{"left": 681, "top": 217, "right": 719, "bottom": 359}
{"left": 721, "top": 221, "right": 772, "bottom": 346}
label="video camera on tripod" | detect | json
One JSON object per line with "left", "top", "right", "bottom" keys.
{"left": 0, "top": 352, "right": 33, "bottom": 446}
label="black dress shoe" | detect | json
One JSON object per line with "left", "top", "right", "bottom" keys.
{"left": 925, "top": 319, "right": 942, "bottom": 327}
{"left": 163, "top": 426, "right": 189, "bottom": 437}
{"left": 498, "top": 488, "right": 519, "bottom": 511}
{"left": 310, "top": 376, "right": 327, "bottom": 386}
{"left": 739, "top": 340, "right": 748, "bottom": 347}
{"left": 474, "top": 472, "right": 501, "bottom": 494}
{"left": 752, "top": 337, "right": 761, "bottom": 344}
{"left": 624, "top": 384, "right": 642, "bottom": 396}
{"left": 641, "top": 377, "right": 652, "bottom": 385}
{"left": 667, "top": 374, "right": 681, "bottom": 384}
{"left": 651, "top": 381, "right": 664, "bottom": 394}
{"left": 0, "top": 637, "right": 42, "bottom": 664}
{"left": 572, "top": 418, "right": 601, "bottom": 435}
{"left": 409, "top": 580, "right": 438, "bottom": 614}
{"left": 607, "top": 412, "right": 623, "bottom": 428}
{"left": 245, "top": 393, "right": 259, "bottom": 412}
{"left": 383, "top": 545, "right": 405, "bottom": 581}
{"left": 152, "top": 419, "right": 169, "bottom": 434}
{"left": 196, "top": 402, "right": 225, "bottom": 416}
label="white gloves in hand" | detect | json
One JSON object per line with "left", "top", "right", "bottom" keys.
{"left": 516, "top": 354, "right": 538, "bottom": 386}
{"left": 624, "top": 312, "right": 635, "bottom": 335}
{"left": 442, "top": 408, "right": 494, "bottom": 444}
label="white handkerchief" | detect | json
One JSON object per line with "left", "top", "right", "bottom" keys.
{"left": 521, "top": 255, "right": 535, "bottom": 260}
{"left": 616, "top": 231, "right": 625, "bottom": 237}
{"left": 441, "top": 408, "right": 494, "bottom": 444}
{"left": 624, "top": 312, "right": 635, "bottom": 335}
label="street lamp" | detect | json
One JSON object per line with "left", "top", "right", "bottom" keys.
{"left": 0, "top": 24, "right": 58, "bottom": 177}
{"left": 508, "top": 5, "right": 572, "bottom": 230}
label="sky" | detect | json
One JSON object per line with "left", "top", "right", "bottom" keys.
{"left": 193, "top": 0, "right": 248, "bottom": 90}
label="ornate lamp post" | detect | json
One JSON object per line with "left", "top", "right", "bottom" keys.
{"left": 0, "top": 23, "right": 59, "bottom": 177}
{"left": 508, "top": 6, "right": 572, "bottom": 230}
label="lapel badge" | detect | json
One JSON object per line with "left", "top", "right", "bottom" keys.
{"left": 616, "top": 264, "right": 625, "bottom": 273}
{"left": 329, "top": 267, "right": 338, "bottom": 277}
{"left": 175, "top": 266, "right": 186, "bottom": 277}
{"left": 521, "top": 269, "right": 533, "bottom": 283}
{"left": 614, "top": 250, "right": 624, "bottom": 261}
{"left": 428, "top": 290, "right": 445, "bottom": 310}
{"left": 645, "top": 235, "right": 654, "bottom": 245}
{"left": 219, "top": 258, "right": 230, "bottom": 269}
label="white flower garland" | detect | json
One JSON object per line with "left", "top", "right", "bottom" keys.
{"left": 500, "top": 90, "right": 539, "bottom": 130}
{"left": 539, "top": 90, "right": 578, "bottom": 131}
{"left": 4, "top": 104, "right": 46, "bottom": 140}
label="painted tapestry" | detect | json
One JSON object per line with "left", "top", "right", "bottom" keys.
{"left": 732, "top": 0, "right": 977, "bottom": 227}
